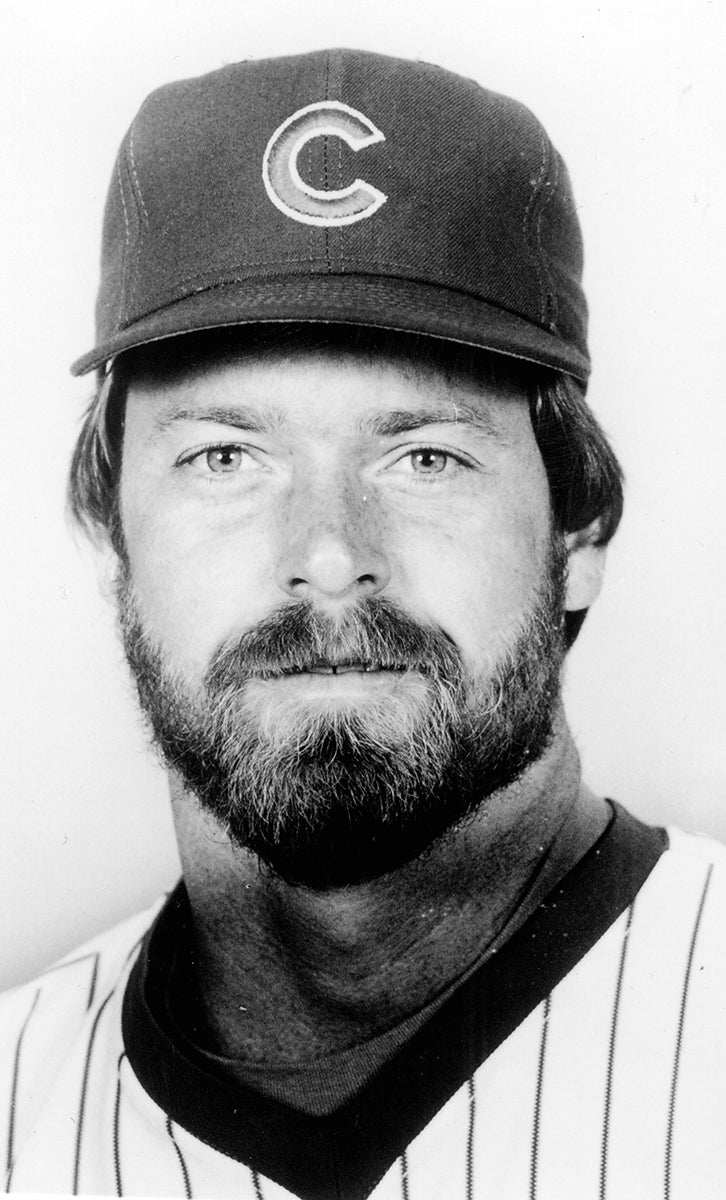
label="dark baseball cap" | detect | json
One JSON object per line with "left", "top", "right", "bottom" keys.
{"left": 72, "top": 48, "right": 590, "bottom": 380}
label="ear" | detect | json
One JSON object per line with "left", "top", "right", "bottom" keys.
{"left": 87, "top": 527, "right": 122, "bottom": 607}
{"left": 564, "top": 519, "right": 607, "bottom": 611}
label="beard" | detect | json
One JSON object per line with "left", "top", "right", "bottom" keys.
{"left": 116, "top": 536, "right": 568, "bottom": 890}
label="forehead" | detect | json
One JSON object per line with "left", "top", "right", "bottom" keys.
{"left": 121, "top": 332, "right": 536, "bottom": 437}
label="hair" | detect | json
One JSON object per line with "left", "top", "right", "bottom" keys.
{"left": 67, "top": 324, "right": 623, "bottom": 642}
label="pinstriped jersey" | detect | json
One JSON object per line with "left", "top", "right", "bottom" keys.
{"left": 2, "top": 815, "right": 725, "bottom": 1198}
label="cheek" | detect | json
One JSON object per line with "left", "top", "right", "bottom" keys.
{"left": 392, "top": 471, "right": 553, "bottom": 662}
{"left": 119, "top": 494, "right": 277, "bottom": 677}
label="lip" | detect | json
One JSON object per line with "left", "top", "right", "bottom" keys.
{"left": 243, "top": 664, "right": 429, "bottom": 702}
{"left": 280, "top": 662, "right": 408, "bottom": 676}
{"left": 250, "top": 664, "right": 417, "bottom": 694}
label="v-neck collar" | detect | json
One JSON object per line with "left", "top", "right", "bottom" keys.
{"left": 122, "top": 802, "right": 667, "bottom": 1200}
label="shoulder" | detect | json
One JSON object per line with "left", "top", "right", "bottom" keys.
{"left": 650, "top": 824, "right": 726, "bottom": 912}
{"left": 0, "top": 897, "right": 169, "bottom": 1191}
{"left": 644, "top": 824, "right": 726, "bottom": 966}
{"left": 570, "top": 820, "right": 726, "bottom": 1018}
{"left": 664, "top": 824, "right": 726, "bottom": 866}
{"left": 0, "top": 898, "right": 165, "bottom": 1142}
{"left": 0, "top": 896, "right": 165, "bottom": 1028}
{"left": 0, "top": 896, "right": 166, "bottom": 1054}
{"left": 599, "top": 822, "right": 726, "bottom": 977}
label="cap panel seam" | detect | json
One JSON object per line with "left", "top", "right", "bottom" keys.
{"left": 535, "top": 148, "right": 561, "bottom": 331}
{"left": 323, "top": 50, "right": 333, "bottom": 274}
{"left": 305, "top": 139, "right": 316, "bottom": 272}
{"left": 125, "top": 257, "right": 555, "bottom": 332}
{"left": 118, "top": 272, "right": 559, "bottom": 332}
{"left": 78, "top": 52, "right": 589, "bottom": 378}
{"left": 521, "top": 128, "right": 549, "bottom": 326}
{"left": 124, "top": 254, "right": 561, "bottom": 312}
{"left": 127, "top": 128, "right": 150, "bottom": 223}
{"left": 126, "top": 127, "right": 151, "bottom": 324}
{"left": 327, "top": 48, "right": 345, "bottom": 275}
{"left": 114, "top": 158, "right": 131, "bottom": 327}
{"left": 336, "top": 133, "right": 345, "bottom": 270}
{"left": 333, "top": 48, "right": 348, "bottom": 273}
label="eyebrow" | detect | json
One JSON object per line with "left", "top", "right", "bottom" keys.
{"left": 152, "top": 401, "right": 507, "bottom": 440}
{"left": 364, "top": 405, "right": 506, "bottom": 439}
{"left": 153, "top": 404, "right": 275, "bottom": 434}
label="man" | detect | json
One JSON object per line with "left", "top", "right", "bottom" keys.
{"left": 1, "top": 47, "right": 724, "bottom": 1199}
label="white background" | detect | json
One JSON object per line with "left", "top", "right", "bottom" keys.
{"left": 0, "top": 0, "right": 724, "bottom": 990}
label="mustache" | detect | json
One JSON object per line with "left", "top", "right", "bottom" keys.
{"left": 207, "top": 598, "right": 463, "bottom": 687}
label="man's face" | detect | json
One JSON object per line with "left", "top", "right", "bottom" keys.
{"left": 117, "top": 343, "right": 566, "bottom": 888}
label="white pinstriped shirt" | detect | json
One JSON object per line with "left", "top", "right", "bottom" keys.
{"left": 2, "top": 816, "right": 725, "bottom": 1198}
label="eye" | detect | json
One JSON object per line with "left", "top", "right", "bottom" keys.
{"left": 382, "top": 443, "right": 475, "bottom": 485}
{"left": 204, "top": 445, "right": 245, "bottom": 473}
{"left": 408, "top": 449, "right": 450, "bottom": 474}
{"left": 177, "top": 442, "right": 261, "bottom": 476}
{"left": 389, "top": 446, "right": 469, "bottom": 478}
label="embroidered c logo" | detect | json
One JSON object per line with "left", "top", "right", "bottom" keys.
{"left": 262, "top": 101, "right": 387, "bottom": 227}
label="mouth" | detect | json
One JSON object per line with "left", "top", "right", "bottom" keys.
{"left": 280, "top": 662, "right": 409, "bottom": 676}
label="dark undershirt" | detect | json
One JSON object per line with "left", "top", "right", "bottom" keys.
{"left": 122, "top": 802, "right": 667, "bottom": 1200}
{"left": 159, "top": 794, "right": 605, "bottom": 1117}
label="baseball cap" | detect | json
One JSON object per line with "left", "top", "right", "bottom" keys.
{"left": 71, "top": 48, "right": 589, "bottom": 380}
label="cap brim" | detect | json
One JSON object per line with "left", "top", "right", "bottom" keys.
{"left": 71, "top": 274, "right": 590, "bottom": 380}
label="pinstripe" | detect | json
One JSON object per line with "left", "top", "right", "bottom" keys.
{"left": 72, "top": 988, "right": 116, "bottom": 1195}
{"left": 599, "top": 902, "right": 635, "bottom": 1200}
{"left": 31, "top": 953, "right": 101, "bottom": 1013}
{"left": 465, "top": 1075, "right": 476, "bottom": 1200}
{"left": 664, "top": 863, "right": 713, "bottom": 1200}
{"left": 123, "top": 934, "right": 147, "bottom": 971}
{"left": 400, "top": 1150, "right": 410, "bottom": 1200}
{"left": 86, "top": 954, "right": 100, "bottom": 1010}
{"left": 166, "top": 1115, "right": 193, "bottom": 1198}
{"left": 36, "top": 952, "right": 100, "bottom": 994}
{"left": 251, "top": 1166, "right": 265, "bottom": 1199}
{"left": 529, "top": 993, "right": 551, "bottom": 1200}
{"left": 113, "top": 1053, "right": 125, "bottom": 1196}
{"left": 5, "top": 988, "right": 40, "bottom": 1187}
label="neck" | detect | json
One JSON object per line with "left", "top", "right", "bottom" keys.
{"left": 171, "top": 717, "right": 608, "bottom": 1063}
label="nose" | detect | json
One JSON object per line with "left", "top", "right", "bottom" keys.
{"left": 274, "top": 477, "right": 391, "bottom": 604}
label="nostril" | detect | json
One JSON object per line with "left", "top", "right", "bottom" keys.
{"left": 276, "top": 534, "right": 391, "bottom": 600}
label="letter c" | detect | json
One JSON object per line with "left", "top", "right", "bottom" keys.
{"left": 262, "top": 101, "right": 387, "bottom": 227}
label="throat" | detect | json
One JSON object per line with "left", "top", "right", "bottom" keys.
{"left": 175, "top": 781, "right": 609, "bottom": 1068}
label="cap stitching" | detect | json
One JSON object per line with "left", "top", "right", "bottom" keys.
{"left": 117, "top": 275, "right": 564, "bottom": 339}
{"left": 323, "top": 51, "right": 332, "bottom": 275}
{"left": 84, "top": 54, "right": 588, "bottom": 376}
{"left": 329, "top": 48, "right": 344, "bottom": 275}
{"left": 521, "top": 129, "right": 548, "bottom": 325}
{"left": 126, "top": 128, "right": 150, "bottom": 323}
{"left": 305, "top": 139, "right": 315, "bottom": 271}
{"left": 535, "top": 149, "right": 561, "bottom": 331}
{"left": 80, "top": 317, "right": 587, "bottom": 380}
{"left": 127, "top": 129, "right": 149, "bottom": 222}
{"left": 124, "top": 256, "right": 551, "bottom": 329}
{"left": 114, "top": 159, "right": 131, "bottom": 327}
{"left": 337, "top": 134, "right": 345, "bottom": 271}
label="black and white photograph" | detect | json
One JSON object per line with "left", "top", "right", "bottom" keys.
{"left": 0, "top": 2, "right": 724, "bottom": 1195}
